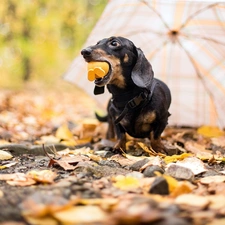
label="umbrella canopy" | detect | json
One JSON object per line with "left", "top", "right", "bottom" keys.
{"left": 64, "top": 0, "right": 225, "bottom": 128}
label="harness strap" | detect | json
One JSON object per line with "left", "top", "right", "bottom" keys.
{"left": 114, "top": 79, "right": 158, "bottom": 125}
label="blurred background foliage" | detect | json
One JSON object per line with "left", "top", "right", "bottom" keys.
{"left": 0, "top": 0, "right": 107, "bottom": 89}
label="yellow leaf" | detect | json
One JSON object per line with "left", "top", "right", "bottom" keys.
{"left": 162, "top": 174, "right": 178, "bottom": 193}
{"left": 164, "top": 153, "right": 193, "bottom": 164}
{"left": 170, "top": 181, "right": 193, "bottom": 197}
{"left": 53, "top": 205, "right": 107, "bottom": 225}
{"left": 197, "top": 125, "right": 224, "bottom": 138}
{"left": 137, "top": 142, "right": 166, "bottom": 157}
{"left": 56, "top": 124, "right": 74, "bottom": 140}
{"left": 113, "top": 175, "right": 140, "bottom": 191}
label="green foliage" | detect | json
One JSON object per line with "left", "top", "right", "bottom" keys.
{"left": 0, "top": 0, "right": 107, "bottom": 88}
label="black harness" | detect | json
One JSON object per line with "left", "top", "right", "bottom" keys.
{"left": 113, "top": 79, "right": 158, "bottom": 124}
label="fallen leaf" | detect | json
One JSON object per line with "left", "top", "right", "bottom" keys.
{"left": 0, "top": 173, "right": 36, "bottom": 186}
{"left": 27, "top": 170, "right": 58, "bottom": 184}
{"left": 55, "top": 124, "right": 74, "bottom": 140}
{"left": 0, "top": 150, "right": 13, "bottom": 160}
{"left": 113, "top": 175, "right": 140, "bottom": 191}
{"left": 175, "top": 194, "right": 210, "bottom": 210}
{"left": 53, "top": 205, "right": 107, "bottom": 225}
{"left": 43, "top": 144, "right": 90, "bottom": 170}
{"left": 170, "top": 181, "right": 194, "bottom": 197}
{"left": 164, "top": 153, "right": 193, "bottom": 164}
{"left": 162, "top": 174, "right": 178, "bottom": 193}
{"left": 211, "top": 136, "right": 225, "bottom": 147}
{"left": 48, "top": 155, "right": 90, "bottom": 170}
{"left": 21, "top": 192, "right": 79, "bottom": 218}
{"left": 184, "top": 141, "right": 213, "bottom": 160}
{"left": 0, "top": 161, "right": 17, "bottom": 170}
{"left": 137, "top": 142, "right": 166, "bottom": 157}
{"left": 197, "top": 125, "right": 224, "bottom": 138}
{"left": 200, "top": 175, "right": 225, "bottom": 184}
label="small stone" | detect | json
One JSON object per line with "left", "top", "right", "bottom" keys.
{"left": 143, "top": 165, "right": 164, "bottom": 177}
{"left": 166, "top": 164, "right": 194, "bottom": 181}
{"left": 149, "top": 176, "right": 169, "bottom": 195}
{"left": 129, "top": 158, "right": 150, "bottom": 171}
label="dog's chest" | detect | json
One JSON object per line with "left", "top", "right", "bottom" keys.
{"left": 120, "top": 111, "right": 156, "bottom": 137}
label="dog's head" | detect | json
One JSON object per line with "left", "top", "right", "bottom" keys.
{"left": 81, "top": 36, "right": 154, "bottom": 92}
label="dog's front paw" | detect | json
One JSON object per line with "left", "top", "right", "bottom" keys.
{"left": 113, "top": 140, "right": 126, "bottom": 154}
{"left": 151, "top": 138, "right": 168, "bottom": 154}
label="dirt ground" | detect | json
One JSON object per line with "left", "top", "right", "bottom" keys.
{"left": 1, "top": 83, "right": 225, "bottom": 225}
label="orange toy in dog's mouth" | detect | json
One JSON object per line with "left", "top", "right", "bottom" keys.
{"left": 87, "top": 62, "right": 109, "bottom": 81}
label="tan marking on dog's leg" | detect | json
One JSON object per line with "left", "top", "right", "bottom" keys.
{"left": 150, "top": 132, "right": 167, "bottom": 154}
{"left": 114, "top": 133, "right": 126, "bottom": 152}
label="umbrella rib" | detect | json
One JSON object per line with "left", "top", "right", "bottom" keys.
{"left": 179, "top": 3, "right": 220, "bottom": 30}
{"left": 182, "top": 34, "right": 225, "bottom": 46}
{"left": 176, "top": 39, "right": 214, "bottom": 99}
{"left": 140, "top": 0, "right": 171, "bottom": 30}
{"left": 176, "top": 39, "right": 221, "bottom": 125}
{"left": 176, "top": 39, "right": 224, "bottom": 126}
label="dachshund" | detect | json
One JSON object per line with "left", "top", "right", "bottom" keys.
{"left": 81, "top": 36, "right": 171, "bottom": 153}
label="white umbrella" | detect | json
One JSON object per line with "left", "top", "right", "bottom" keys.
{"left": 64, "top": 0, "right": 225, "bottom": 128}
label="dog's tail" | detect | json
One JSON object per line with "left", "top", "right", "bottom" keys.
{"left": 95, "top": 112, "right": 108, "bottom": 122}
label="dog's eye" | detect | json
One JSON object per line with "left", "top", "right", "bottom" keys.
{"left": 110, "top": 40, "right": 120, "bottom": 47}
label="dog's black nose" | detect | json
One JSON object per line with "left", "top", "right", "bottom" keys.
{"left": 81, "top": 47, "right": 92, "bottom": 57}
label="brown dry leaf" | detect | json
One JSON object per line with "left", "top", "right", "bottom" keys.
{"left": 211, "top": 136, "right": 225, "bottom": 147}
{"left": 27, "top": 170, "right": 58, "bottom": 184}
{"left": 175, "top": 156, "right": 207, "bottom": 175}
{"left": 0, "top": 173, "right": 36, "bottom": 186}
{"left": 48, "top": 155, "right": 90, "bottom": 170}
{"left": 21, "top": 192, "right": 79, "bottom": 218}
{"left": 164, "top": 153, "right": 193, "bottom": 164}
{"left": 197, "top": 125, "right": 224, "bottom": 138}
{"left": 200, "top": 175, "right": 225, "bottom": 185}
{"left": 53, "top": 205, "right": 108, "bottom": 225}
{"left": 175, "top": 194, "right": 210, "bottom": 210}
{"left": 110, "top": 154, "right": 138, "bottom": 167}
{"left": 184, "top": 141, "right": 213, "bottom": 160}
{"left": 113, "top": 175, "right": 140, "bottom": 191}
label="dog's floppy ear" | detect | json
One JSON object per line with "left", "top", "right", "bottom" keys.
{"left": 131, "top": 48, "right": 154, "bottom": 89}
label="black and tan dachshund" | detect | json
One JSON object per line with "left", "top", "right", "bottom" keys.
{"left": 81, "top": 36, "right": 171, "bottom": 153}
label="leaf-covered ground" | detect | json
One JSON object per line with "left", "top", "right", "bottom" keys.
{"left": 1, "top": 84, "right": 225, "bottom": 225}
